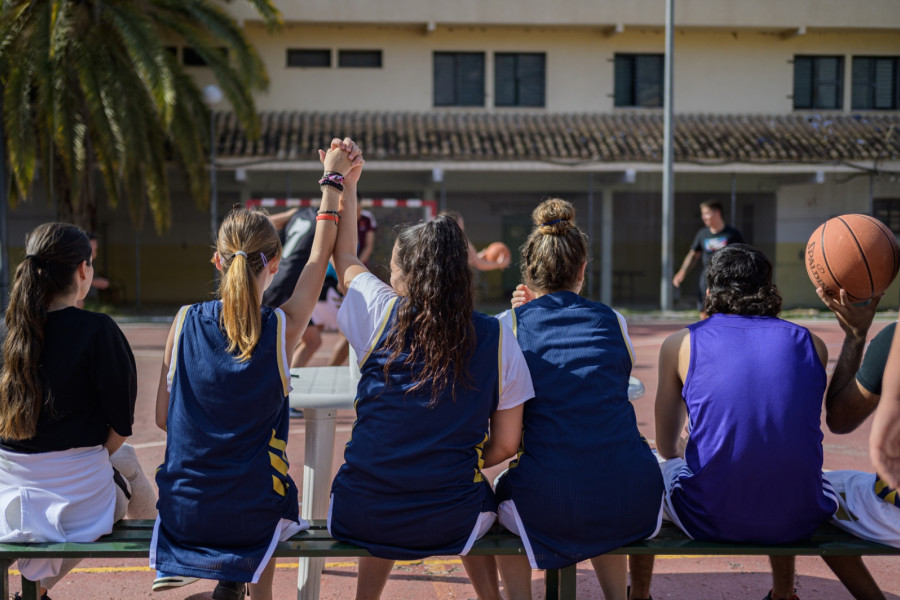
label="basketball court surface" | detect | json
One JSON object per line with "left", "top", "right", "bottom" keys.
{"left": 11, "top": 315, "right": 900, "bottom": 599}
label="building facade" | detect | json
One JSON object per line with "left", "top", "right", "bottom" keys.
{"left": 6, "top": 0, "right": 900, "bottom": 309}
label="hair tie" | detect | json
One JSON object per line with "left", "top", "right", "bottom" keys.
{"left": 259, "top": 252, "right": 268, "bottom": 267}
{"left": 233, "top": 250, "right": 248, "bottom": 259}
{"left": 25, "top": 254, "right": 43, "bottom": 267}
{"left": 541, "top": 219, "right": 563, "bottom": 227}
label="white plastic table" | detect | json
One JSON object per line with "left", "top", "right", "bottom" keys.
{"left": 288, "top": 365, "right": 358, "bottom": 600}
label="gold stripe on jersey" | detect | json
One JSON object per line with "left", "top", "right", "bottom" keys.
{"left": 269, "top": 429, "right": 287, "bottom": 453}
{"left": 361, "top": 297, "right": 398, "bottom": 367}
{"left": 497, "top": 321, "right": 503, "bottom": 400}
{"left": 269, "top": 451, "right": 289, "bottom": 476}
{"left": 875, "top": 476, "right": 900, "bottom": 507}
{"left": 272, "top": 475, "right": 286, "bottom": 497}
{"left": 166, "top": 305, "right": 191, "bottom": 389}
{"left": 511, "top": 309, "right": 518, "bottom": 338}
{"left": 473, "top": 433, "right": 488, "bottom": 483}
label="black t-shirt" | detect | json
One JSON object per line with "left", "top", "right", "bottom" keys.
{"left": 262, "top": 207, "right": 317, "bottom": 308}
{"left": 857, "top": 321, "right": 895, "bottom": 396}
{"left": 0, "top": 307, "right": 137, "bottom": 453}
{"left": 691, "top": 225, "right": 745, "bottom": 268}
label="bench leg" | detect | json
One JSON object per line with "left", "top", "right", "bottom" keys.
{"left": 298, "top": 408, "right": 337, "bottom": 600}
{"left": 21, "top": 576, "right": 39, "bottom": 600}
{"left": 545, "top": 568, "right": 559, "bottom": 600}
{"left": 0, "top": 559, "right": 8, "bottom": 600}
{"left": 558, "top": 564, "right": 577, "bottom": 600}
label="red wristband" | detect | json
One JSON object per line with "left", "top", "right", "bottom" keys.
{"left": 316, "top": 214, "right": 339, "bottom": 226}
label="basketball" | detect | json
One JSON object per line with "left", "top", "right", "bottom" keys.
{"left": 805, "top": 214, "right": 900, "bottom": 302}
{"left": 482, "top": 241, "right": 511, "bottom": 264}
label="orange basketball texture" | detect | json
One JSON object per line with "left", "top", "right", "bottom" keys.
{"left": 806, "top": 214, "right": 900, "bottom": 302}
{"left": 482, "top": 242, "right": 511, "bottom": 263}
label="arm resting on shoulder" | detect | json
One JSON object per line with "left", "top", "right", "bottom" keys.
{"left": 482, "top": 404, "right": 524, "bottom": 469}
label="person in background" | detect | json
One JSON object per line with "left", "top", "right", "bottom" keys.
{"left": 672, "top": 201, "right": 744, "bottom": 319}
{"left": 442, "top": 210, "right": 512, "bottom": 271}
{"left": 75, "top": 232, "right": 110, "bottom": 308}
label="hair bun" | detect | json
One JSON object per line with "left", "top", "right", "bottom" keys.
{"left": 533, "top": 198, "right": 576, "bottom": 235}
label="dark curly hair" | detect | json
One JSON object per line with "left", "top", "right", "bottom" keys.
{"left": 704, "top": 244, "right": 782, "bottom": 317}
{"left": 384, "top": 215, "right": 475, "bottom": 405}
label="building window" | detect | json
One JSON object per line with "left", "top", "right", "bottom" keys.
{"left": 793, "top": 56, "right": 844, "bottom": 110}
{"left": 338, "top": 50, "right": 382, "bottom": 68}
{"left": 183, "top": 47, "right": 227, "bottom": 67}
{"left": 433, "top": 52, "right": 485, "bottom": 107}
{"left": 614, "top": 54, "right": 663, "bottom": 108}
{"left": 852, "top": 57, "right": 899, "bottom": 110}
{"left": 287, "top": 49, "right": 331, "bottom": 68}
{"left": 874, "top": 200, "right": 900, "bottom": 234}
{"left": 495, "top": 53, "right": 546, "bottom": 107}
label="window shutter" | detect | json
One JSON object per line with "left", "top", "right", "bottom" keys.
{"left": 434, "top": 53, "right": 457, "bottom": 106}
{"left": 495, "top": 54, "right": 517, "bottom": 106}
{"left": 814, "top": 57, "right": 843, "bottom": 109}
{"left": 851, "top": 57, "right": 872, "bottom": 110}
{"left": 516, "top": 54, "right": 545, "bottom": 107}
{"left": 874, "top": 58, "right": 897, "bottom": 109}
{"left": 458, "top": 53, "right": 485, "bottom": 106}
{"left": 794, "top": 56, "right": 813, "bottom": 109}
{"left": 614, "top": 55, "right": 634, "bottom": 107}
{"left": 635, "top": 55, "right": 663, "bottom": 107}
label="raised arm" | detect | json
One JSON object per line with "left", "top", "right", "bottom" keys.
{"left": 268, "top": 207, "right": 298, "bottom": 231}
{"left": 332, "top": 154, "right": 368, "bottom": 292}
{"left": 655, "top": 328, "right": 690, "bottom": 459}
{"left": 819, "top": 288, "right": 883, "bottom": 433}
{"left": 281, "top": 139, "right": 358, "bottom": 350}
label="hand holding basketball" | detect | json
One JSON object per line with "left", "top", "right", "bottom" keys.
{"left": 480, "top": 242, "right": 511, "bottom": 268}
{"left": 806, "top": 214, "right": 900, "bottom": 302}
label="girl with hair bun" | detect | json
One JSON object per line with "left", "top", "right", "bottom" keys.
{"left": 151, "top": 139, "right": 360, "bottom": 600}
{"left": 494, "top": 198, "right": 664, "bottom": 600}
{"left": 328, "top": 149, "right": 533, "bottom": 600}
{"left": 0, "top": 222, "right": 155, "bottom": 600}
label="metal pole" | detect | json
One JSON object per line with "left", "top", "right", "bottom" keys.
{"left": 660, "top": 0, "right": 675, "bottom": 312}
{"left": 869, "top": 174, "right": 874, "bottom": 215}
{"left": 587, "top": 173, "right": 595, "bottom": 299}
{"left": 601, "top": 188, "right": 614, "bottom": 306}
{"left": 730, "top": 172, "right": 737, "bottom": 226}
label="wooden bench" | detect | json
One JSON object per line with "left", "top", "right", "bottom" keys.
{"left": 2, "top": 520, "right": 898, "bottom": 600}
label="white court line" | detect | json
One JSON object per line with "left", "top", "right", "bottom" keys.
{"left": 629, "top": 338, "right": 670, "bottom": 347}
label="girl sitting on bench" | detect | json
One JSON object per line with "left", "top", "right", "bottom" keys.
{"left": 494, "top": 198, "right": 665, "bottom": 600}
{"left": 151, "top": 139, "right": 359, "bottom": 600}
{"left": 0, "top": 223, "right": 155, "bottom": 600}
{"left": 329, "top": 149, "right": 534, "bottom": 600}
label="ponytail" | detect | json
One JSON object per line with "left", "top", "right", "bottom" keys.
{"left": 215, "top": 209, "right": 282, "bottom": 362}
{"left": 0, "top": 223, "right": 91, "bottom": 440}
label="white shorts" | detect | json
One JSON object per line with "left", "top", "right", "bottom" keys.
{"left": 311, "top": 287, "right": 342, "bottom": 331}
{"left": 654, "top": 453, "right": 696, "bottom": 537}
{"left": 825, "top": 470, "right": 900, "bottom": 548}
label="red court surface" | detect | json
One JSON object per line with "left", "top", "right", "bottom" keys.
{"left": 10, "top": 316, "right": 900, "bottom": 599}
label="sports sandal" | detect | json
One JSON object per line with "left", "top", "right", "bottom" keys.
{"left": 151, "top": 574, "right": 200, "bottom": 591}
{"left": 212, "top": 580, "right": 247, "bottom": 600}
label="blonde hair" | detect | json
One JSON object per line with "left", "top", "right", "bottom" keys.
{"left": 214, "top": 209, "right": 282, "bottom": 362}
{"left": 520, "top": 198, "right": 588, "bottom": 293}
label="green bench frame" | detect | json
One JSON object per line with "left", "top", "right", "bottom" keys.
{"left": 2, "top": 520, "right": 898, "bottom": 600}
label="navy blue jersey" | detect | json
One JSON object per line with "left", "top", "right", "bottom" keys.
{"left": 673, "top": 314, "right": 837, "bottom": 543}
{"left": 329, "top": 301, "right": 501, "bottom": 560}
{"left": 152, "top": 301, "right": 299, "bottom": 581}
{"left": 497, "top": 292, "right": 663, "bottom": 568}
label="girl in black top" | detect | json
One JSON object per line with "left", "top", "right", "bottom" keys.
{"left": 0, "top": 223, "right": 155, "bottom": 599}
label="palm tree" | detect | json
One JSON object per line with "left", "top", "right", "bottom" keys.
{"left": 0, "top": 0, "right": 281, "bottom": 232}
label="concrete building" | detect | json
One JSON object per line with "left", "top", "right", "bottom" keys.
{"left": 6, "top": 0, "right": 900, "bottom": 309}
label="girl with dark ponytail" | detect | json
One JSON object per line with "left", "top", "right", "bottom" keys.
{"left": 0, "top": 223, "right": 154, "bottom": 599}
{"left": 151, "top": 139, "right": 359, "bottom": 600}
{"left": 492, "top": 198, "right": 664, "bottom": 600}
{"left": 328, "top": 148, "right": 534, "bottom": 600}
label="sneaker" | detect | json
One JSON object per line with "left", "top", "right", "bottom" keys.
{"left": 289, "top": 407, "right": 304, "bottom": 419}
{"left": 212, "top": 580, "right": 247, "bottom": 600}
{"left": 763, "top": 592, "right": 799, "bottom": 600}
{"left": 151, "top": 573, "right": 200, "bottom": 592}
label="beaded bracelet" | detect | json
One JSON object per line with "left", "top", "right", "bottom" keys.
{"left": 320, "top": 179, "right": 343, "bottom": 193}
{"left": 319, "top": 171, "right": 345, "bottom": 193}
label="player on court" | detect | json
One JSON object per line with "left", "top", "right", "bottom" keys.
{"left": 630, "top": 244, "right": 838, "bottom": 600}
{"left": 328, "top": 152, "right": 533, "bottom": 600}
{"left": 151, "top": 139, "right": 360, "bottom": 600}
{"left": 493, "top": 199, "right": 663, "bottom": 600}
